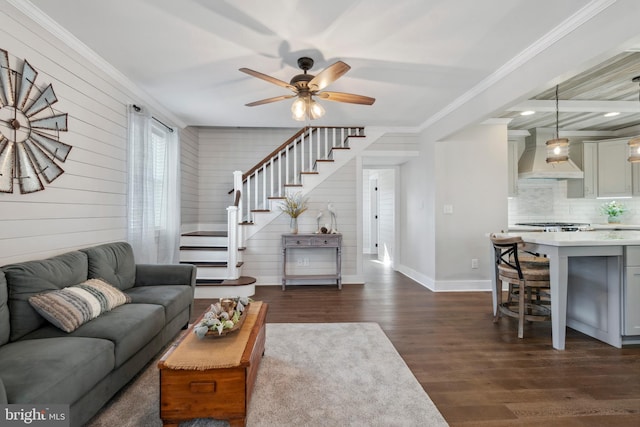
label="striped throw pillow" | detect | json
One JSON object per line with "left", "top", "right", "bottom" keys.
{"left": 28, "top": 278, "right": 131, "bottom": 333}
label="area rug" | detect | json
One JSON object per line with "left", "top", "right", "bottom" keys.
{"left": 86, "top": 322, "right": 448, "bottom": 427}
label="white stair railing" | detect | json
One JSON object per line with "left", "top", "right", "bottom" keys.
{"left": 233, "top": 126, "right": 363, "bottom": 222}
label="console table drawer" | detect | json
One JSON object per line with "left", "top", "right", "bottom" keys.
{"left": 283, "top": 236, "right": 313, "bottom": 247}
{"left": 310, "top": 236, "right": 339, "bottom": 247}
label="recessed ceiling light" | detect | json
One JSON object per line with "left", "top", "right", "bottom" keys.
{"left": 604, "top": 112, "right": 620, "bottom": 117}
{"left": 520, "top": 110, "right": 535, "bottom": 116}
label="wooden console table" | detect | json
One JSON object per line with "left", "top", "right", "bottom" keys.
{"left": 158, "top": 302, "right": 268, "bottom": 427}
{"left": 282, "top": 233, "right": 342, "bottom": 290}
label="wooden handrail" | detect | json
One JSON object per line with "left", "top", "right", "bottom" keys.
{"left": 242, "top": 126, "right": 314, "bottom": 181}
{"left": 234, "top": 189, "right": 241, "bottom": 207}
{"left": 228, "top": 126, "right": 311, "bottom": 194}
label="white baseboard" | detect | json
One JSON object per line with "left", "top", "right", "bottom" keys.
{"left": 397, "top": 264, "right": 493, "bottom": 292}
{"left": 252, "top": 274, "right": 365, "bottom": 286}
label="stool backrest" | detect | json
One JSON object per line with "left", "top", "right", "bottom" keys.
{"left": 490, "top": 234, "right": 524, "bottom": 280}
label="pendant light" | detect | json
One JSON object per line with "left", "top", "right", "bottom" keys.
{"left": 628, "top": 76, "right": 640, "bottom": 162}
{"left": 546, "top": 85, "right": 569, "bottom": 163}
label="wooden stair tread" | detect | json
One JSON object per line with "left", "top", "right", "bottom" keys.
{"left": 181, "top": 231, "right": 227, "bottom": 237}
{"left": 196, "top": 276, "right": 257, "bottom": 287}
{"left": 180, "top": 246, "right": 227, "bottom": 251}
{"left": 301, "top": 171, "right": 319, "bottom": 175}
{"left": 182, "top": 261, "right": 245, "bottom": 268}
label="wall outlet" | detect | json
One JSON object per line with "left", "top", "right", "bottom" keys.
{"left": 303, "top": 257, "right": 310, "bottom": 266}
{"left": 443, "top": 204, "right": 454, "bottom": 214}
{"left": 297, "top": 258, "right": 303, "bottom": 266}
{"left": 471, "top": 258, "right": 479, "bottom": 269}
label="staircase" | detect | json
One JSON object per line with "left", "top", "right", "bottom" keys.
{"left": 180, "top": 230, "right": 256, "bottom": 299}
{"left": 180, "top": 125, "right": 381, "bottom": 297}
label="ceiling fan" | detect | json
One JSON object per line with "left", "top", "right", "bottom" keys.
{"left": 239, "top": 57, "right": 375, "bottom": 121}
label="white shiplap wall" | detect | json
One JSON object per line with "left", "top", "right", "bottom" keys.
{"left": 0, "top": 4, "right": 180, "bottom": 265}
{"left": 180, "top": 126, "right": 199, "bottom": 230}
{"left": 197, "top": 127, "right": 298, "bottom": 226}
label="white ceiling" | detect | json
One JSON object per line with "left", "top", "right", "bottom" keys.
{"left": 24, "top": 0, "right": 640, "bottom": 132}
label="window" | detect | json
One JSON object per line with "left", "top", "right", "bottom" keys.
{"left": 127, "top": 106, "right": 180, "bottom": 264}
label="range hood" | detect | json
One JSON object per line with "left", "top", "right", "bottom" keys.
{"left": 518, "top": 128, "right": 584, "bottom": 179}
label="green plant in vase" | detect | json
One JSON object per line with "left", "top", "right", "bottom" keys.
{"left": 280, "top": 191, "right": 309, "bottom": 234}
{"left": 601, "top": 200, "right": 626, "bottom": 224}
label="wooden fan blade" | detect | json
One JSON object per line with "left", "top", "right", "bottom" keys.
{"left": 317, "top": 91, "right": 375, "bottom": 105}
{"left": 239, "top": 68, "right": 297, "bottom": 92}
{"left": 308, "top": 61, "right": 351, "bottom": 91}
{"left": 245, "top": 94, "right": 295, "bottom": 107}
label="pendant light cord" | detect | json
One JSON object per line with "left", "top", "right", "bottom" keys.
{"left": 555, "top": 85, "right": 559, "bottom": 140}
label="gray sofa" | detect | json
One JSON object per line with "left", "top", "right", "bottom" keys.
{"left": 0, "top": 242, "right": 196, "bottom": 427}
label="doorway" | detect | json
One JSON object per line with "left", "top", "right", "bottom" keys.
{"left": 362, "top": 168, "right": 396, "bottom": 267}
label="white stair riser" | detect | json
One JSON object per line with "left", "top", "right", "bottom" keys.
{"left": 194, "top": 284, "right": 255, "bottom": 299}
{"left": 180, "top": 250, "right": 227, "bottom": 262}
{"left": 196, "top": 267, "right": 229, "bottom": 280}
{"left": 180, "top": 236, "right": 227, "bottom": 247}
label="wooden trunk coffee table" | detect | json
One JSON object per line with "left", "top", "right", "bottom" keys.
{"left": 158, "top": 302, "right": 268, "bottom": 427}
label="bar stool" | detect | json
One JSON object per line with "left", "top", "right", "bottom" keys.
{"left": 490, "top": 233, "right": 551, "bottom": 338}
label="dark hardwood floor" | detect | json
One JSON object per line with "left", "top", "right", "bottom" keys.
{"left": 193, "top": 257, "right": 640, "bottom": 426}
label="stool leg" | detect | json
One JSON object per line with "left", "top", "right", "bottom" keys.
{"left": 518, "top": 281, "right": 525, "bottom": 338}
{"left": 494, "top": 278, "right": 503, "bottom": 323}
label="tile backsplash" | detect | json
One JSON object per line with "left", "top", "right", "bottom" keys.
{"left": 508, "top": 179, "right": 640, "bottom": 225}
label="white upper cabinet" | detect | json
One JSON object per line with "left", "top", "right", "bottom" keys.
{"left": 597, "top": 139, "right": 632, "bottom": 198}
{"left": 508, "top": 140, "right": 519, "bottom": 197}
{"left": 567, "top": 141, "right": 598, "bottom": 199}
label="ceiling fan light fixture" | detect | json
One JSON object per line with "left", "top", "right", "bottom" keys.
{"left": 291, "top": 96, "right": 325, "bottom": 121}
{"left": 309, "top": 99, "right": 325, "bottom": 120}
{"left": 291, "top": 97, "right": 307, "bottom": 121}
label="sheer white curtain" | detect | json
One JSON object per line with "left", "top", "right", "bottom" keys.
{"left": 127, "top": 105, "right": 181, "bottom": 264}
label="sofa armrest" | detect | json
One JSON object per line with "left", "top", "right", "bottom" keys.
{"left": 0, "top": 377, "right": 7, "bottom": 404}
{"left": 134, "top": 264, "right": 196, "bottom": 289}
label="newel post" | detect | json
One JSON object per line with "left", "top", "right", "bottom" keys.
{"left": 226, "top": 205, "right": 239, "bottom": 280}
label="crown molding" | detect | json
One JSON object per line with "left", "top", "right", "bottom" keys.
{"left": 8, "top": 0, "right": 187, "bottom": 129}
{"left": 418, "top": 0, "right": 617, "bottom": 133}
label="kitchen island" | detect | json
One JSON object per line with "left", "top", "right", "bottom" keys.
{"left": 493, "top": 230, "right": 640, "bottom": 350}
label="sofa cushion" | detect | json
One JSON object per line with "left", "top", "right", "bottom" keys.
{"left": 0, "top": 337, "right": 114, "bottom": 404}
{"left": 126, "top": 285, "right": 192, "bottom": 322}
{"left": 28, "top": 278, "right": 131, "bottom": 333}
{"left": 3, "top": 251, "right": 88, "bottom": 342}
{"left": 81, "top": 242, "right": 136, "bottom": 290}
{"left": 21, "top": 303, "right": 165, "bottom": 367}
{"left": 0, "top": 272, "right": 9, "bottom": 346}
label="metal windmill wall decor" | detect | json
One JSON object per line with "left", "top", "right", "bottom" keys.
{"left": 0, "top": 48, "right": 71, "bottom": 194}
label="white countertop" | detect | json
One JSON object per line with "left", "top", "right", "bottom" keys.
{"left": 509, "top": 224, "right": 640, "bottom": 232}
{"left": 507, "top": 230, "right": 640, "bottom": 246}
